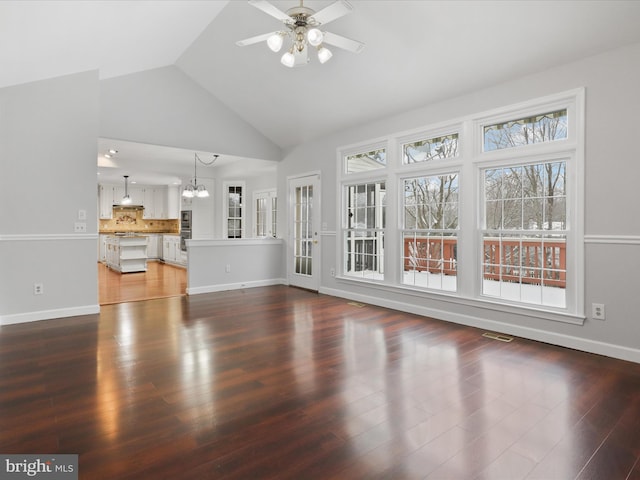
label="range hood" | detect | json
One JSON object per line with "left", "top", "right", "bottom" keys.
{"left": 113, "top": 205, "right": 144, "bottom": 211}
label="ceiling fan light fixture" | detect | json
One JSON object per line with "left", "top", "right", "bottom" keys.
{"left": 267, "top": 32, "right": 284, "bottom": 52}
{"left": 281, "top": 49, "right": 295, "bottom": 68}
{"left": 317, "top": 45, "right": 333, "bottom": 64}
{"left": 307, "top": 28, "right": 323, "bottom": 47}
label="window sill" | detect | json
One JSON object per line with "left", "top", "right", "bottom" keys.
{"left": 334, "top": 275, "right": 585, "bottom": 326}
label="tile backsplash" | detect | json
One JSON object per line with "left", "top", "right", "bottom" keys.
{"left": 100, "top": 208, "right": 179, "bottom": 233}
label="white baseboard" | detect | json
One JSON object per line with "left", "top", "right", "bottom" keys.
{"left": 1, "top": 304, "right": 100, "bottom": 326}
{"left": 187, "top": 278, "right": 287, "bottom": 295}
{"left": 320, "top": 287, "right": 640, "bottom": 364}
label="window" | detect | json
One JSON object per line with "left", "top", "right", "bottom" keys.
{"left": 402, "top": 174, "right": 459, "bottom": 291}
{"left": 344, "top": 181, "right": 386, "bottom": 280}
{"left": 483, "top": 109, "right": 567, "bottom": 152}
{"left": 224, "top": 182, "right": 245, "bottom": 238}
{"left": 254, "top": 189, "right": 277, "bottom": 238}
{"left": 482, "top": 161, "right": 567, "bottom": 307}
{"left": 345, "top": 148, "right": 386, "bottom": 174}
{"left": 403, "top": 133, "right": 459, "bottom": 164}
{"left": 338, "top": 90, "right": 583, "bottom": 321}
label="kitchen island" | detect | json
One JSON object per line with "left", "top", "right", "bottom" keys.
{"left": 105, "top": 235, "right": 148, "bottom": 273}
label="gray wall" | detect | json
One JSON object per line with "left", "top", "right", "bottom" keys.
{"left": 100, "top": 65, "right": 282, "bottom": 162}
{"left": 0, "top": 71, "right": 99, "bottom": 323}
{"left": 277, "top": 41, "right": 640, "bottom": 362}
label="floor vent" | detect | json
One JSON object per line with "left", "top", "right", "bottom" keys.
{"left": 482, "top": 332, "right": 514, "bottom": 343}
{"left": 348, "top": 301, "right": 366, "bottom": 308}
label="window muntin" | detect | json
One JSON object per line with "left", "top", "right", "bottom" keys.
{"left": 338, "top": 91, "right": 582, "bottom": 320}
{"left": 345, "top": 148, "right": 386, "bottom": 174}
{"left": 256, "top": 197, "right": 267, "bottom": 237}
{"left": 344, "top": 181, "right": 386, "bottom": 280}
{"left": 255, "top": 190, "right": 277, "bottom": 238}
{"left": 403, "top": 133, "right": 459, "bottom": 164}
{"left": 482, "top": 161, "right": 567, "bottom": 307}
{"left": 226, "top": 184, "right": 243, "bottom": 238}
{"left": 483, "top": 109, "right": 567, "bottom": 152}
{"left": 402, "top": 174, "right": 459, "bottom": 291}
{"left": 294, "top": 185, "right": 313, "bottom": 276}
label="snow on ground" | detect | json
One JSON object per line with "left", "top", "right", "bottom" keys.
{"left": 345, "top": 270, "right": 566, "bottom": 308}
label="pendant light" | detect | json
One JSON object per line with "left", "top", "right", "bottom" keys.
{"left": 121, "top": 175, "right": 132, "bottom": 204}
{"left": 182, "top": 153, "right": 218, "bottom": 199}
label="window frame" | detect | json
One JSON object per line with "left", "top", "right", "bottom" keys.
{"left": 253, "top": 188, "right": 277, "bottom": 238}
{"left": 336, "top": 89, "right": 584, "bottom": 323}
{"left": 223, "top": 181, "right": 246, "bottom": 239}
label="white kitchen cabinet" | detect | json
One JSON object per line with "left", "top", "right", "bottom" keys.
{"left": 161, "top": 235, "right": 185, "bottom": 266}
{"left": 113, "top": 185, "right": 143, "bottom": 205}
{"left": 99, "top": 234, "right": 108, "bottom": 262}
{"left": 99, "top": 185, "right": 113, "bottom": 219}
{"left": 105, "top": 236, "right": 148, "bottom": 273}
{"left": 101, "top": 183, "right": 180, "bottom": 219}
{"left": 146, "top": 234, "right": 160, "bottom": 259}
{"left": 154, "top": 188, "right": 166, "bottom": 218}
{"left": 143, "top": 188, "right": 155, "bottom": 219}
{"left": 167, "top": 186, "right": 180, "bottom": 219}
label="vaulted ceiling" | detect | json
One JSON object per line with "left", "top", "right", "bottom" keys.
{"left": 3, "top": 0, "right": 640, "bottom": 179}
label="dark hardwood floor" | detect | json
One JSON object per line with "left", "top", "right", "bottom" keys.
{"left": 1, "top": 286, "right": 639, "bottom": 479}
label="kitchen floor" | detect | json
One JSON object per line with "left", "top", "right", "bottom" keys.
{"left": 98, "top": 261, "right": 186, "bottom": 305}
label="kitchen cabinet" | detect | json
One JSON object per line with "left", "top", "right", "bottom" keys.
{"left": 143, "top": 188, "right": 156, "bottom": 219}
{"left": 146, "top": 234, "right": 160, "bottom": 259}
{"left": 99, "top": 234, "right": 108, "bottom": 262}
{"left": 161, "top": 235, "right": 185, "bottom": 266}
{"left": 112, "top": 185, "right": 143, "bottom": 205}
{"left": 105, "top": 236, "right": 148, "bottom": 273}
{"left": 167, "top": 186, "right": 180, "bottom": 219}
{"left": 99, "top": 186, "right": 113, "bottom": 219}
{"left": 101, "top": 183, "right": 180, "bottom": 219}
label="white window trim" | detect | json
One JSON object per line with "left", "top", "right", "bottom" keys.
{"left": 336, "top": 88, "right": 585, "bottom": 324}
{"left": 222, "top": 181, "right": 246, "bottom": 239}
{"left": 253, "top": 188, "right": 277, "bottom": 238}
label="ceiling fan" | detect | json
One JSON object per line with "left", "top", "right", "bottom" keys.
{"left": 236, "top": 0, "right": 365, "bottom": 67}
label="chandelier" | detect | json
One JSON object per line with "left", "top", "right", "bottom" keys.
{"left": 182, "top": 153, "right": 218, "bottom": 199}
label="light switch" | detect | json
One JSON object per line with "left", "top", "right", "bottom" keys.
{"left": 78, "top": 209, "right": 87, "bottom": 220}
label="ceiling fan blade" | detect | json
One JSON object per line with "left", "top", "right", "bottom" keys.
{"left": 248, "top": 0, "right": 292, "bottom": 23}
{"left": 236, "top": 31, "right": 278, "bottom": 47}
{"left": 322, "top": 31, "right": 365, "bottom": 54}
{"left": 310, "top": 0, "right": 353, "bottom": 25}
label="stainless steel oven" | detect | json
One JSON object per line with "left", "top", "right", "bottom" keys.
{"left": 180, "top": 230, "right": 191, "bottom": 252}
{"left": 180, "top": 210, "right": 192, "bottom": 229}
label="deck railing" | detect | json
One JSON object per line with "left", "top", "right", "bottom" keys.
{"left": 403, "top": 236, "right": 566, "bottom": 288}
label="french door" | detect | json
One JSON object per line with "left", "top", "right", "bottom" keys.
{"left": 288, "top": 174, "right": 320, "bottom": 291}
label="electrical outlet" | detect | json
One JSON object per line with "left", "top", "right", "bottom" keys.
{"left": 592, "top": 303, "right": 605, "bottom": 320}
{"left": 330, "top": 268, "right": 335, "bottom": 277}
{"left": 34, "top": 283, "right": 43, "bottom": 295}
{"left": 74, "top": 222, "right": 87, "bottom": 233}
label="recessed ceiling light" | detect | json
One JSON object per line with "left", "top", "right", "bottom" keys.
{"left": 108, "top": 149, "right": 118, "bottom": 154}
{"left": 104, "top": 154, "right": 112, "bottom": 159}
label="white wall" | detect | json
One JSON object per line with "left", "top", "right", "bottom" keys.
{"left": 187, "top": 239, "right": 285, "bottom": 294}
{"left": 100, "top": 66, "right": 282, "bottom": 162}
{"left": 277, "top": 41, "right": 640, "bottom": 363}
{"left": 0, "top": 71, "right": 100, "bottom": 324}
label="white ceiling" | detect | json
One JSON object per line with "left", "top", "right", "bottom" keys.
{"left": 4, "top": 0, "right": 640, "bottom": 184}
